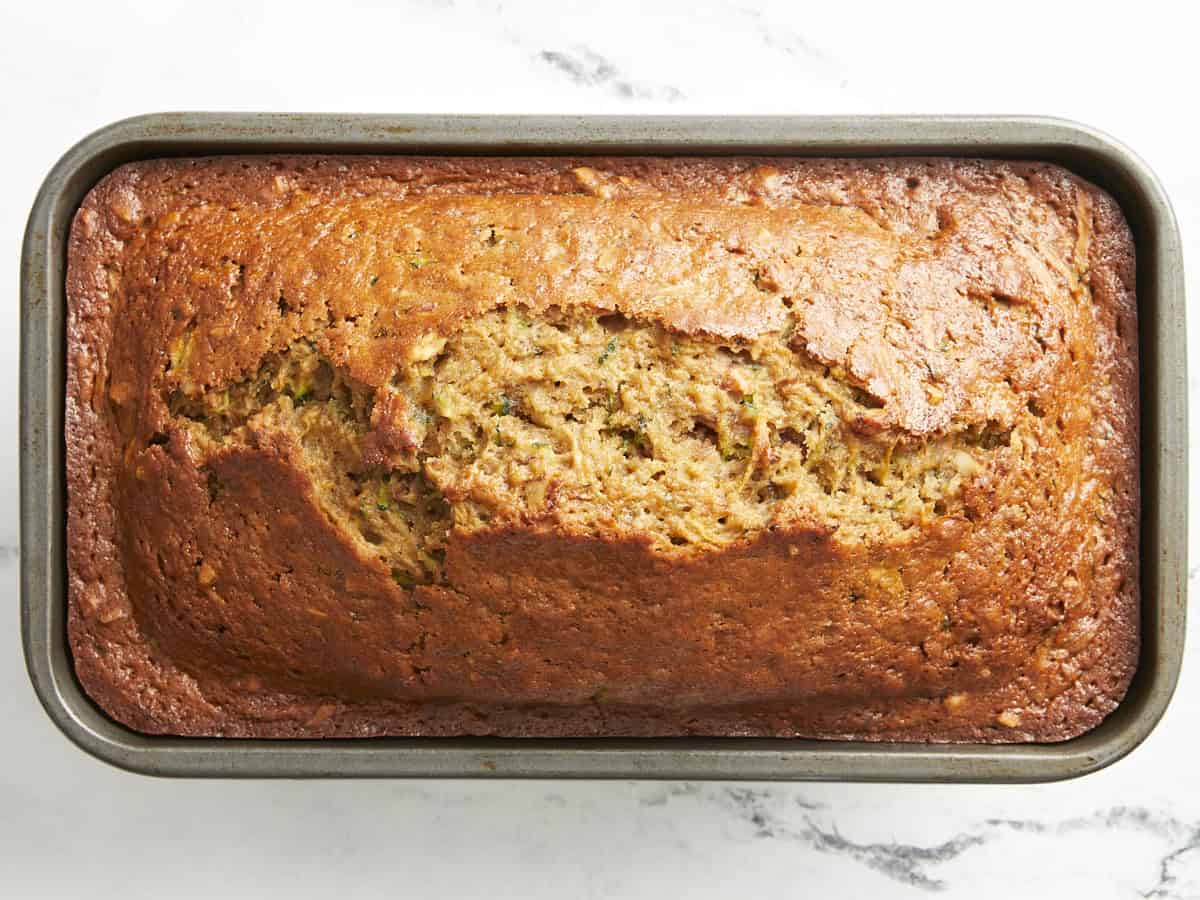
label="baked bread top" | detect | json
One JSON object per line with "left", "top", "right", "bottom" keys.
{"left": 66, "top": 156, "right": 1138, "bottom": 741}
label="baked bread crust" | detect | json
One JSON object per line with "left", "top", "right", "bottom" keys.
{"left": 66, "top": 156, "right": 1138, "bottom": 741}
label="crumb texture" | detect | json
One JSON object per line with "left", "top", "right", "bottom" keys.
{"left": 65, "top": 156, "right": 1139, "bottom": 741}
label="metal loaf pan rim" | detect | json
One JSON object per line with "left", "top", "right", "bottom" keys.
{"left": 20, "top": 113, "right": 1188, "bottom": 781}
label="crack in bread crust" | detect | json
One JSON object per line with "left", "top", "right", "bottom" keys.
{"left": 66, "top": 155, "right": 1139, "bottom": 741}
{"left": 170, "top": 307, "right": 1010, "bottom": 577}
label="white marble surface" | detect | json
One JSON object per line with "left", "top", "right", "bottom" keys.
{"left": 2, "top": 1, "right": 1197, "bottom": 896}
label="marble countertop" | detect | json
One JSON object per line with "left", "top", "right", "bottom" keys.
{"left": 3, "top": 1, "right": 1195, "bottom": 897}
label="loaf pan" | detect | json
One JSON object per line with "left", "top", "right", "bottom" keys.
{"left": 21, "top": 114, "right": 1187, "bottom": 781}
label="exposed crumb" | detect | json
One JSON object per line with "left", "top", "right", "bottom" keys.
{"left": 171, "top": 307, "right": 1011, "bottom": 571}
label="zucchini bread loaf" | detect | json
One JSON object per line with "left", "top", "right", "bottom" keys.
{"left": 66, "top": 155, "right": 1138, "bottom": 741}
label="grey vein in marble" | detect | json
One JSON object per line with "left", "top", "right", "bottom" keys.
{"left": 714, "top": 787, "right": 974, "bottom": 890}
{"left": 1145, "top": 831, "right": 1200, "bottom": 899}
{"left": 536, "top": 47, "right": 684, "bottom": 101}
{"left": 730, "top": 3, "right": 834, "bottom": 65}
{"left": 637, "top": 782, "right": 706, "bottom": 808}
{"left": 643, "top": 787, "right": 1200, "bottom": 896}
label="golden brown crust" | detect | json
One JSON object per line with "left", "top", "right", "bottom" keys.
{"left": 66, "top": 156, "right": 1138, "bottom": 741}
